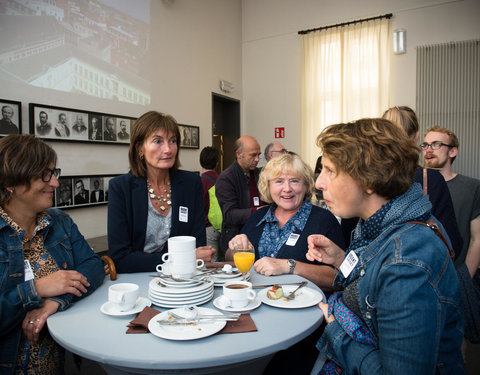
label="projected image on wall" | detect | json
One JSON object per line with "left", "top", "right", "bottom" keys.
{"left": 0, "top": 0, "right": 150, "bottom": 105}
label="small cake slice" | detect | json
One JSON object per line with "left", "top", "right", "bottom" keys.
{"left": 267, "top": 284, "right": 284, "bottom": 300}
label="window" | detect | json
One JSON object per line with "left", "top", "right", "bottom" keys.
{"left": 300, "top": 17, "right": 390, "bottom": 167}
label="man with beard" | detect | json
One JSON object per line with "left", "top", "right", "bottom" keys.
{"left": 215, "top": 135, "right": 263, "bottom": 257}
{"left": 36, "top": 111, "right": 52, "bottom": 136}
{"left": 72, "top": 114, "right": 87, "bottom": 136}
{"left": 422, "top": 126, "right": 480, "bottom": 276}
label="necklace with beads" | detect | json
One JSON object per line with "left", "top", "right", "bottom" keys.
{"left": 147, "top": 180, "right": 171, "bottom": 211}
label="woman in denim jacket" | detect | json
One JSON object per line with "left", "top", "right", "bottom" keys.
{"left": 307, "top": 119, "right": 464, "bottom": 374}
{"left": 0, "top": 135, "right": 104, "bottom": 374}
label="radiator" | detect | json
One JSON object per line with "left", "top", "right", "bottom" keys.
{"left": 416, "top": 39, "right": 480, "bottom": 179}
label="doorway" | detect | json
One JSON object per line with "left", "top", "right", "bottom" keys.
{"left": 212, "top": 93, "right": 240, "bottom": 173}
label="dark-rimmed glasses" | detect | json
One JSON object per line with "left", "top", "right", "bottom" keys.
{"left": 420, "top": 142, "right": 454, "bottom": 151}
{"left": 42, "top": 168, "right": 61, "bottom": 182}
{"left": 271, "top": 149, "right": 287, "bottom": 154}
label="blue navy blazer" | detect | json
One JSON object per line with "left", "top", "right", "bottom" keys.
{"left": 108, "top": 170, "right": 206, "bottom": 273}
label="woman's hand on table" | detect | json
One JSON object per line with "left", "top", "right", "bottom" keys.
{"left": 22, "top": 299, "right": 60, "bottom": 343}
{"left": 254, "top": 257, "right": 288, "bottom": 276}
{"left": 318, "top": 301, "right": 335, "bottom": 324}
{"left": 34, "top": 270, "right": 90, "bottom": 298}
{"left": 307, "top": 234, "right": 345, "bottom": 270}
{"left": 196, "top": 246, "right": 216, "bottom": 261}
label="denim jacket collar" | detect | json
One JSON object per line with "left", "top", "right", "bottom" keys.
{"left": 335, "top": 184, "right": 432, "bottom": 287}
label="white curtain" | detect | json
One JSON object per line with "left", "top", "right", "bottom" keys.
{"left": 301, "top": 18, "right": 390, "bottom": 168}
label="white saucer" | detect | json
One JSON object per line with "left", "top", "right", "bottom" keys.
{"left": 213, "top": 296, "right": 261, "bottom": 313}
{"left": 100, "top": 297, "right": 151, "bottom": 316}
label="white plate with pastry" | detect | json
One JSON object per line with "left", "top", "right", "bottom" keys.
{"left": 258, "top": 285, "right": 324, "bottom": 309}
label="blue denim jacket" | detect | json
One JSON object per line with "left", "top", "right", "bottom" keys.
{"left": 318, "top": 184, "right": 465, "bottom": 374}
{"left": 0, "top": 208, "right": 105, "bottom": 374}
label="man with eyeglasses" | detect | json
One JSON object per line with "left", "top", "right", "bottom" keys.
{"left": 264, "top": 141, "right": 287, "bottom": 162}
{"left": 423, "top": 126, "right": 480, "bottom": 278}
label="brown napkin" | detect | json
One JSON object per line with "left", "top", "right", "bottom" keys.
{"left": 205, "top": 261, "right": 235, "bottom": 269}
{"left": 126, "top": 307, "right": 257, "bottom": 335}
{"left": 217, "top": 313, "right": 257, "bottom": 334}
{"left": 126, "top": 306, "right": 160, "bottom": 334}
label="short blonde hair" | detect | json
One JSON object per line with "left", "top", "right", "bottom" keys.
{"left": 258, "top": 153, "right": 314, "bottom": 203}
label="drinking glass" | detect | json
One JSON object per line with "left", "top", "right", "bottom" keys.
{"left": 232, "top": 243, "right": 255, "bottom": 280}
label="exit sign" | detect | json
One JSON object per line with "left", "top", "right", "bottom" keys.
{"left": 275, "top": 127, "right": 285, "bottom": 138}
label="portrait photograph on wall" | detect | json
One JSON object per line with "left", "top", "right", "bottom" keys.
{"left": 53, "top": 174, "right": 119, "bottom": 209}
{"left": 0, "top": 99, "right": 22, "bottom": 136}
{"left": 29, "top": 103, "right": 134, "bottom": 144}
{"left": 179, "top": 124, "right": 199, "bottom": 149}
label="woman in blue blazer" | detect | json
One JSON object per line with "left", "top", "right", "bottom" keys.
{"left": 108, "top": 111, "right": 215, "bottom": 273}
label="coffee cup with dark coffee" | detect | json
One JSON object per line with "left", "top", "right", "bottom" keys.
{"left": 218, "top": 280, "right": 256, "bottom": 308}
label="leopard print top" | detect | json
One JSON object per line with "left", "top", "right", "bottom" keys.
{"left": 0, "top": 208, "right": 64, "bottom": 374}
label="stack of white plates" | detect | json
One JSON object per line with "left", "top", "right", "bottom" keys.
{"left": 148, "top": 278, "right": 214, "bottom": 308}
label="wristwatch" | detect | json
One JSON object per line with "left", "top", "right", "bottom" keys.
{"left": 287, "top": 259, "right": 296, "bottom": 274}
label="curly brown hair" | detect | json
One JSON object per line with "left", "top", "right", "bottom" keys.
{"left": 316, "top": 118, "right": 419, "bottom": 200}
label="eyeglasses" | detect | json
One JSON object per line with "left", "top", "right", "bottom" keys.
{"left": 271, "top": 149, "right": 287, "bottom": 154}
{"left": 41, "top": 168, "right": 61, "bottom": 182}
{"left": 420, "top": 142, "right": 454, "bottom": 150}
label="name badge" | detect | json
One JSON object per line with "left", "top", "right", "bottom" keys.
{"left": 179, "top": 206, "right": 188, "bottom": 223}
{"left": 286, "top": 233, "right": 300, "bottom": 246}
{"left": 253, "top": 197, "right": 260, "bottom": 206}
{"left": 339, "top": 251, "right": 358, "bottom": 278}
{"left": 24, "top": 260, "right": 35, "bottom": 281}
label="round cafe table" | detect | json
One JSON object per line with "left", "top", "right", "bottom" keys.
{"left": 47, "top": 270, "right": 325, "bottom": 375}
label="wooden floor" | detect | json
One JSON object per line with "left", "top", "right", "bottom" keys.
{"left": 66, "top": 342, "right": 480, "bottom": 374}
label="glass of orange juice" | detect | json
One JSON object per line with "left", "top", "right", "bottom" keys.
{"left": 232, "top": 245, "right": 255, "bottom": 280}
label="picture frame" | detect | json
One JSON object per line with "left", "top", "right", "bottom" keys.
{"left": 179, "top": 124, "right": 199, "bottom": 149}
{"left": 29, "top": 103, "right": 135, "bottom": 144}
{"left": 54, "top": 174, "right": 119, "bottom": 209}
{"left": 0, "top": 99, "right": 22, "bottom": 136}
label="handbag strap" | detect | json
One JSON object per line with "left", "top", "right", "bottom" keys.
{"left": 408, "top": 219, "right": 455, "bottom": 260}
{"left": 423, "top": 168, "right": 428, "bottom": 195}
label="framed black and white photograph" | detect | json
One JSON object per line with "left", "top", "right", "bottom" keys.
{"left": 179, "top": 124, "right": 199, "bottom": 149}
{"left": 53, "top": 174, "right": 119, "bottom": 209}
{"left": 0, "top": 99, "right": 22, "bottom": 136}
{"left": 29, "top": 103, "right": 134, "bottom": 144}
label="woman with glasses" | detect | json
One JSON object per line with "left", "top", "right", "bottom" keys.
{"left": 382, "top": 106, "right": 463, "bottom": 259}
{"left": 0, "top": 134, "right": 104, "bottom": 374}
{"left": 307, "top": 118, "right": 464, "bottom": 374}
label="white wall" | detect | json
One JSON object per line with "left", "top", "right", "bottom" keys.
{"left": 0, "top": 0, "right": 242, "bottom": 239}
{"left": 242, "top": 0, "right": 480, "bottom": 161}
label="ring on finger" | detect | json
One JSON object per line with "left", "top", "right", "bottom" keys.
{"left": 28, "top": 320, "right": 34, "bottom": 324}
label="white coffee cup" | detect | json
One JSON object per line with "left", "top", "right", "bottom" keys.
{"left": 108, "top": 283, "right": 139, "bottom": 312}
{"left": 161, "top": 236, "right": 204, "bottom": 278}
{"left": 218, "top": 280, "right": 256, "bottom": 309}
{"left": 156, "top": 261, "right": 171, "bottom": 276}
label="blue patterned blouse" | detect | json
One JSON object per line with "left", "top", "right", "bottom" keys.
{"left": 257, "top": 200, "right": 312, "bottom": 258}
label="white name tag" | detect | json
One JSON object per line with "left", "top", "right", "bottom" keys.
{"left": 179, "top": 206, "right": 188, "bottom": 223}
{"left": 253, "top": 197, "right": 260, "bottom": 206}
{"left": 24, "top": 260, "right": 35, "bottom": 281}
{"left": 339, "top": 251, "right": 358, "bottom": 278}
{"left": 286, "top": 233, "right": 300, "bottom": 246}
